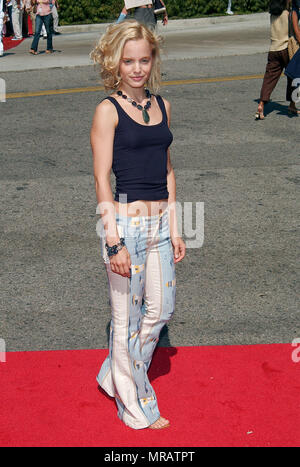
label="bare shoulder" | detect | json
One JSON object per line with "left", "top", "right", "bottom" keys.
{"left": 93, "top": 97, "right": 118, "bottom": 128}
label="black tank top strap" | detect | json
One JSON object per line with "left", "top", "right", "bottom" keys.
{"left": 155, "top": 95, "right": 168, "bottom": 124}
{"left": 102, "top": 96, "right": 116, "bottom": 105}
{"left": 102, "top": 95, "right": 122, "bottom": 115}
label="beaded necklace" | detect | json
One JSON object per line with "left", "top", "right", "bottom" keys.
{"left": 117, "top": 89, "right": 152, "bottom": 124}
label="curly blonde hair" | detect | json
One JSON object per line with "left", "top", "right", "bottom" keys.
{"left": 90, "top": 20, "right": 163, "bottom": 94}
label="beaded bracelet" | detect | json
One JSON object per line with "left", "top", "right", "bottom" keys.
{"left": 105, "top": 238, "right": 126, "bottom": 258}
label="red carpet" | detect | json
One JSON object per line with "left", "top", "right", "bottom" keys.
{"left": 3, "top": 16, "right": 32, "bottom": 51}
{"left": 3, "top": 37, "right": 25, "bottom": 51}
{"left": 0, "top": 344, "right": 299, "bottom": 447}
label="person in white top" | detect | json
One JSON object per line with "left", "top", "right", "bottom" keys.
{"left": 51, "top": 0, "right": 59, "bottom": 34}
{"left": 11, "top": 0, "right": 23, "bottom": 40}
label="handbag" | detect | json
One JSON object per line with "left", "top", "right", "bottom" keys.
{"left": 288, "top": 35, "right": 300, "bottom": 59}
{"left": 153, "top": 0, "right": 166, "bottom": 15}
{"left": 288, "top": 11, "right": 300, "bottom": 59}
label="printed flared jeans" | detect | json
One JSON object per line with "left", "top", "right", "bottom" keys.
{"left": 97, "top": 209, "right": 176, "bottom": 429}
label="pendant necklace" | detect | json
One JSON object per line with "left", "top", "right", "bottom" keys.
{"left": 117, "top": 89, "right": 151, "bottom": 124}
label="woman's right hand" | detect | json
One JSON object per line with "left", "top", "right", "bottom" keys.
{"left": 110, "top": 246, "right": 132, "bottom": 278}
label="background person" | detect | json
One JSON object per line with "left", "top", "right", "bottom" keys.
{"left": 51, "top": 0, "right": 59, "bottom": 34}
{"left": 5, "top": 0, "right": 14, "bottom": 36}
{"left": 226, "top": 0, "right": 233, "bottom": 15}
{"left": 24, "top": 0, "right": 36, "bottom": 36}
{"left": 117, "top": 1, "right": 168, "bottom": 29}
{"left": 11, "top": 0, "right": 23, "bottom": 40}
{"left": 41, "top": 0, "right": 60, "bottom": 37}
{"left": 30, "top": 0, "right": 53, "bottom": 54}
{"left": 0, "top": 0, "right": 6, "bottom": 56}
{"left": 291, "top": 0, "right": 300, "bottom": 43}
{"left": 284, "top": 0, "right": 300, "bottom": 92}
{"left": 255, "top": 0, "right": 299, "bottom": 119}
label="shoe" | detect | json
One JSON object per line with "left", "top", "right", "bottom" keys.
{"left": 43, "top": 35, "right": 47, "bottom": 39}
{"left": 288, "top": 106, "right": 300, "bottom": 115}
{"left": 54, "top": 31, "right": 61, "bottom": 35}
{"left": 45, "top": 49, "right": 53, "bottom": 54}
{"left": 255, "top": 104, "right": 264, "bottom": 120}
{"left": 12, "top": 36, "right": 22, "bottom": 41}
{"left": 226, "top": 10, "right": 234, "bottom": 15}
{"left": 29, "top": 49, "right": 38, "bottom": 55}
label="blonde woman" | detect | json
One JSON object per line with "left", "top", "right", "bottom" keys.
{"left": 90, "top": 20, "right": 185, "bottom": 430}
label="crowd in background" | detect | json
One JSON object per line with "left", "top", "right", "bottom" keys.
{"left": 3, "top": 0, "right": 60, "bottom": 40}
{"left": 0, "top": 0, "right": 61, "bottom": 56}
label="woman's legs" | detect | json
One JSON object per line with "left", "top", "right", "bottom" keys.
{"left": 257, "top": 51, "right": 284, "bottom": 118}
{"left": 97, "top": 211, "right": 176, "bottom": 430}
{"left": 260, "top": 51, "right": 284, "bottom": 103}
{"left": 30, "top": 14, "right": 53, "bottom": 52}
{"left": 257, "top": 48, "right": 299, "bottom": 117}
{"left": 30, "top": 14, "right": 43, "bottom": 52}
{"left": 43, "top": 14, "right": 53, "bottom": 51}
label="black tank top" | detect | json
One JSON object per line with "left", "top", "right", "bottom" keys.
{"left": 104, "top": 95, "right": 173, "bottom": 203}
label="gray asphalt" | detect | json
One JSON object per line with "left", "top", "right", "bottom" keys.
{"left": 0, "top": 14, "right": 299, "bottom": 352}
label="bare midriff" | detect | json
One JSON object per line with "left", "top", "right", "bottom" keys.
{"left": 114, "top": 199, "right": 169, "bottom": 217}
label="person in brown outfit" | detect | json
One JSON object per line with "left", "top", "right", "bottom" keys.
{"left": 256, "top": 0, "right": 299, "bottom": 119}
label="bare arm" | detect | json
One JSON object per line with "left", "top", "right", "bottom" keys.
{"left": 292, "top": 10, "right": 300, "bottom": 43}
{"left": 91, "top": 100, "right": 119, "bottom": 244}
{"left": 160, "top": 0, "right": 168, "bottom": 25}
{"left": 163, "top": 98, "right": 186, "bottom": 263}
{"left": 90, "top": 100, "right": 131, "bottom": 276}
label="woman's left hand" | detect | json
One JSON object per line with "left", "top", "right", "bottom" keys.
{"left": 171, "top": 236, "right": 186, "bottom": 263}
